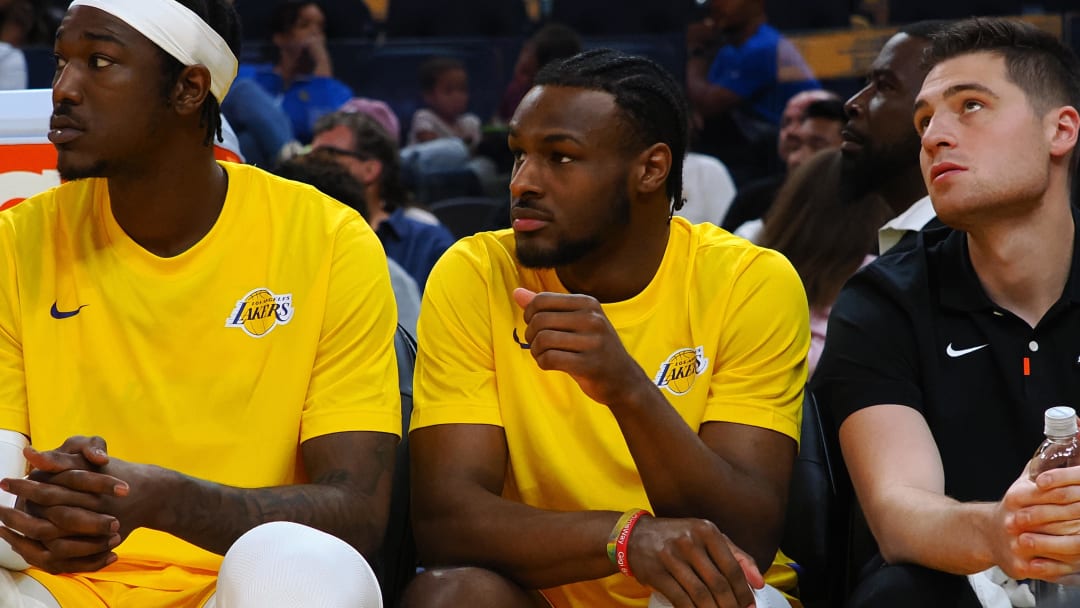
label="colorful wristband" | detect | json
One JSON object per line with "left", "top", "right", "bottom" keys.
{"left": 606, "top": 509, "right": 641, "bottom": 565}
{"left": 608, "top": 509, "right": 650, "bottom": 578}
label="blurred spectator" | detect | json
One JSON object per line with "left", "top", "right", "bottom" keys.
{"left": 780, "top": 98, "right": 845, "bottom": 173}
{"left": 777, "top": 90, "right": 841, "bottom": 166}
{"left": 312, "top": 111, "right": 456, "bottom": 290}
{"left": 402, "top": 57, "right": 497, "bottom": 203}
{"left": 340, "top": 97, "right": 402, "bottom": 146}
{"left": 235, "top": 0, "right": 353, "bottom": 143}
{"left": 686, "top": 0, "right": 821, "bottom": 187}
{"left": 0, "top": 0, "right": 59, "bottom": 47}
{"left": 221, "top": 79, "right": 299, "bottom": 168}
{"left": 408, "top": 57, "right": 481, "bottom": 150}
{"left": 275, "top": 151, "right": 422, "bottom": 336}
{"left": 493, "top": 23, "right": 583, "bottom": 125}
{"left": 726, "top": 96, "right": 845, "bottom": 234}
{"left": 758, "top": 149, "right": 892, "bottom": 375}
{"left": 841, "top": 22, "right": 951, "bottom": 254}
{"left": 0, "top": 36, "right": 23, "bottom": 91}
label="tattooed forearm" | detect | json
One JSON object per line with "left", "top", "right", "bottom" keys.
{"left": 155, "top": 431, "right": 398, "bottom": 557}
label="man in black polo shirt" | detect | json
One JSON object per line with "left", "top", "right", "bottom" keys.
{"left": 812, "top": 17, "right": 1080, "bottom": 607}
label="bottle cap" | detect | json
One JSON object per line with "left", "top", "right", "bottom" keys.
{"left": 1045, "top": 406, "right": 1078, "bottom": 436}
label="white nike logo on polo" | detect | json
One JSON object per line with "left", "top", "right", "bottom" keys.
{"left": 946, "top": 343, "right": 989, "bottom": 358}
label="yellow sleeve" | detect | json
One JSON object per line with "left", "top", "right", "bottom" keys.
{"left": 705, "top": 247, "right": 809, "bottom": 444}
{"left": 411, "top": 239, "right": 502, "bottom": 430}
{"left": 0, "top": 214, "right": 28, "bottom": 437}
{"left": 301, "top": 216, "right": 400, "bottom": 441}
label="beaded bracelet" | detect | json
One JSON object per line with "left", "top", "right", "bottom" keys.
{"left": 607, "top": 509, "right": 650, "bottom": 578}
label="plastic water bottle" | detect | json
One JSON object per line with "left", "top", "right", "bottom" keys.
{"left": 1028, "top": 406, "right": 1080, "bottom": 607}
{"left": 1030, "top": 406, "right": 1080, "bottom": 481}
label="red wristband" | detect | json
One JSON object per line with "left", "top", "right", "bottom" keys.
{"left": 614, "top": 510, "right": 649, "bottom": 578}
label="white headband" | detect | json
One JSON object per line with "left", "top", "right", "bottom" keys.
{"left": 68, "top": 0, "right": 237, "bottom": 102}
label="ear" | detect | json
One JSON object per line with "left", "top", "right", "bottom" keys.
{"left": 1048, "top": 105, "right": 1080, "bottom": 163}
{"left": 634, "top": 142, "right": 673, "bottom": 196}
{"left": 358, "top": 158, "right": 384, "bottom": 186}
{"left": 172, "top": 65, "right": 213, "bottom": 117}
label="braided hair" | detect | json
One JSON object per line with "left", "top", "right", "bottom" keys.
{"left": 157, "top": 0, "right": 243, "bottom": 147}
{"left": 534, "top": 48, "right": 689, "bottom": 212}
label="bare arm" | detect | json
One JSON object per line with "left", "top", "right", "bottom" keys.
{"left": 151, "top": 430, "right": 396, "bottom": 556}
{"left": 411, "top": 422, "right": 760, "bottom": 606}
{"left": 616, "top": 386, "right": 797, "bottom": 569}
{"left": 517, "top": 289, "right": 795, "bottom": 568}
{"left": 686, "top": 55, "right": 743, "bottom": 119}
{"left": 840, "top": 404, "right": 1004, "bottom": 574}
{"left": 410, "top": 423, "right": 619, "bottom": 588}
{"left": 0, "top": 430, "right": 397, "bottom": 568}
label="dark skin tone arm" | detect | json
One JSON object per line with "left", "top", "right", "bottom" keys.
{"left": 0, "top": 431, "right": 397, "bottom": 574}
{"left": 684, "top": 22, "right": 743, "bottom": 118}
{"left": 411, "top": 424, "right": 764, "bottom": 608}
{"left": 514, "top": 288, "right": 797, "bottom": 567}
{"left": 686, "top": 54, "right": 744, "bottom": 119}
{"left": 412, "top": 289, "right": 796, "bottom": 607}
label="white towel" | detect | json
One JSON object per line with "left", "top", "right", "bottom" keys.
{"left": 968, "top": 567, "right": 1036, "bottom": 608}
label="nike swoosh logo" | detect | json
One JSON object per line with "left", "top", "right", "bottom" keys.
{"left": 946, "top": 343, "right": 988, "bottom": 358}
{"left": 50, "top": 302, "right": 87, "bottom": 319}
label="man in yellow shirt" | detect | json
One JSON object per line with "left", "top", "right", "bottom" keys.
{"left": 404, "top": 49, "right": 809, "bottom": 608}
{"left": 0, "top": 1, "right": 398, "bottom": 606}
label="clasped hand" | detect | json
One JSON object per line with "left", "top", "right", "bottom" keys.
{"left": 0, "top": 436, "right": 142, "bottom": 574}
{"left": 994, "top": 463, "right": 1080, "bottom": 584}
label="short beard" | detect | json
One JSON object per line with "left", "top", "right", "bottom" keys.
{"left": 57, "top": 158, "right": 108, "bottom": 182}
{"left": 842, "top": 138, "right": 920, "bottom": 200}
{"left": 515, "top": 186, "right": 632, "bottom": 269}
{"left": 517, "top": 233, "right": 606, "bottom": 269}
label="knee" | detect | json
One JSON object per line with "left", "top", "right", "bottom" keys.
{"left": 217, "top": 522, "right": 381, "bottom": 608}
{"left": 400, "top": 567, "right": 532, "bottom": 608}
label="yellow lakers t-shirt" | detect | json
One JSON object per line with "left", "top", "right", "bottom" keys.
{"left": 0, "top": 162, "right": 400, "bottom": 605}
{"left": 413, "top": 217, "right": 809, "bottom": 607}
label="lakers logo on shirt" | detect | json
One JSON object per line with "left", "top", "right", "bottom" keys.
{"left": 225, "top": 288, "right": 294, "bottom": 338}
{"left": 654, "top": 346, "right": 709, "bottom": 395}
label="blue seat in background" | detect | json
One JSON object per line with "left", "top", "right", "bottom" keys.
{"left": 23, "top": 46, "right": 56, "bottom": 90}
{"left": 232, "top": 0, "right": 375, "bottom": 43}
{"left": 548, "top": 0, "right": 694, "bottom": 36}
{"left": 764, "top": 0, "right": 851, "bottom": 32}
{"left": 581, "top": 34, "right": 687, "bottom": 84}
{"left": 385, "top": 0, "right": 529, "bottom": 38}
{"left": 428, "top": 196, "right": 505, "bottom": 239}
{"left": 887, "top": 0, "right": 1024, "bottom": 22}
{"left": 372, "top": 323, "right": 418, "bottom": 606}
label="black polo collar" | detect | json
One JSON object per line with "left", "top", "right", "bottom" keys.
{"left": 937, "top": 205, "right": 1080, "bottom": 312}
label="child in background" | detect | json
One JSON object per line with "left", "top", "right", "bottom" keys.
{"left": 407, "top": 57, "right": 481, "bottom": 150}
